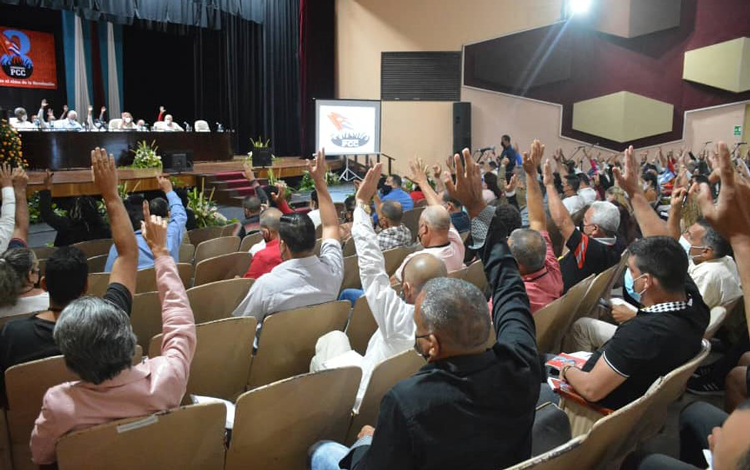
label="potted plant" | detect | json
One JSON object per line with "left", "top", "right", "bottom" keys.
{"left": 130, "top": 140, "right": 162, "bottom": 169}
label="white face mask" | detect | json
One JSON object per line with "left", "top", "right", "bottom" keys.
{"left": 124, "top": 117, "right": 132, "bottom": 124}
{"left": 165, "top": 119, "right": 173, "bottom": 125}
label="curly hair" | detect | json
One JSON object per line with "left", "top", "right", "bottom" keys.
{"left": 0, "top": 248, "right": 36, "bottom": 308}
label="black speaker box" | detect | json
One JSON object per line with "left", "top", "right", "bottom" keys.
{"left": 453, "top": 102, "right": 471, "bottom": 155}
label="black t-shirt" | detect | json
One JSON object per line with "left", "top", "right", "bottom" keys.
{"left": 559, "top": 229, "right": 624, "bottom": 293}
{"left": 0, "top": 283, "right": 132, "bottom": 400}
{"left": 582, "top": 277, "right": 709, "bottom": 409}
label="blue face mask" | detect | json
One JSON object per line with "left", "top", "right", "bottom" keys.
{"left": 624, "top": 269, "right": 646, "bottom": 304}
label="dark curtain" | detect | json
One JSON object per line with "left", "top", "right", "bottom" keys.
{"left": 298, "top": 0, "right": 334, "bottom": 157}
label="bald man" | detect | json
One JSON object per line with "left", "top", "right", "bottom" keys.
{"left": 310, "top": 164, "right": 448, "bottom": 409}
{"left": 393, "top": 204, "right": 465, "bottom": 283}
{"left": 243, "top": 208, "right": 283, "bottom": 279}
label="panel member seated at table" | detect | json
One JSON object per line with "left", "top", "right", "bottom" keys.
{"left": 52, "top": 110, "right": 83, "bottom": 131}
{"left": 155, "top": 114, "right": 184, "bottom": 132}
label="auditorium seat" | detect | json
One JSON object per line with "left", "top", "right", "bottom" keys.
{"left": 188, "top": 226, "right": 225, "bottom": 247}
{"left": 186, "top": 277, "right": 254, "bottom": 324}
{"left": 86, "top": 254, "right": 109, "bottom": 273}
{"left": 0, "top": 311, "right": 37, "bottom": 331}
{"left": 55, "top": 403, "right": 226, "bottom": 470}
{"left": 239, "top": 232, "right": 263, "bottom": 252}
{"left": 246, "top": 301, "right": 350, "bottom": 390}
{"left": 342, "top": 237, "right": 356, "bottom": 257}
{"left": 130, "top": 291, "right": 162, "bottom": 351}
{"left": 222, "top": 222, "right": 240, "bottom": 237}
{"left": 31, "top": 246, "right": 56, "bottom": 261}
{"left": 194, "top": 120, "right": 210, "bottom": 132}
{"left": 179, "top": 243, "right": 196, "bottom": 263}
{"left": 107, "top": 118, "right": 123, "bottom": 130}
{"left": 4, "top": 348, "right": 143, "bottom": 470}
{"left": 135, "top": 263, "right": 194, "bottom": 293}
{"left": 193, "top": 252, "right": 253, "bottom": 287}
{"left": 194, "top": 236, "right": 241, "bottom": 264}
{"left": 72, "top": 238, "right": 114, "bottom": 258}
{"left": 339, "top": 255, "right": 361, "bottom": 292}
{"left": 345, "top": 350, "right": 425, "bottom": 444}
{"left": 382, "top": 245, "right": 415, "bottom": 277}
{"left": 704, "top": 306, "right": 727, "bottom": 339}
{"left": 345, "top": 296, "right": 378, "bottom": 356}
{"left": 535, "top": 275, "right": 594, "bottom": 355}
{"left": 402, "top": 207, "right": 425, "bottom": 243}
{"left": 226, "top": 367, "right": 361, "bottom": 470}
{"left": 86, "top": 272, "right": 110, "bottom": 297}
{"left": 149, "top": 317, "right": 257, "bottom": 402}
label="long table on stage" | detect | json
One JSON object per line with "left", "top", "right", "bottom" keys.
{"left": 20, "top": 131, "right": 234, "bottom": 170}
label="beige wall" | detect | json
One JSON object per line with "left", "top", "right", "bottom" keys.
{"left": 336, "top": 0, "right": 748, "bottom": 173}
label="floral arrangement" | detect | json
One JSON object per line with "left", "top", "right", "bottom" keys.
{"left": 187, "top": 180, "right": 228, "bottom": 228}
{"left": 298, "top": 169, "right": 339, "bottom": 191}
{"left": 0, "top": 118, "right": 27, "bottom": 168}
{"left": 130, "top": 140, "right": 162, "bottom": 169}
{"left": 28, "top": 192, "right": 67, "bottom": 224}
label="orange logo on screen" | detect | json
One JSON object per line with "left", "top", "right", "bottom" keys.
{"left": 327, "top": 111, "right": 370, "bottom": 149}
{"left": 327, "top": 112, "right": 356, "bottom": 132}
{"left": 1, "top": 29, "right": 34, "bottom": 78}
{"left": 0, "top": 26, "right": 57, "bottom": 89}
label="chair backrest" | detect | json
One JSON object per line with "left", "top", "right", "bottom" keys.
{"left": 383, "top": 246, "right": 411, "bottom": 277}
{"left": 149, "top": 317, "right": 257, "bottom": 402}
{"left": 187, "top": 277, "right": 254, "bottom": 324}
{"left": 5, "top": 347, "right": 142, "bottom": 470}
{"left": 345, "top": 350, "right": 425, "bottom": 444}
{"left": 346, "top": 296, "right": 378, "bottom": 356}
{"left": 339, "top": 255, "right": 361, "bottom": 292}
{"left": 246, "top": 301, "right": 351, "bottom": 389}
{"left": 535, "top": 275, "right": 593, "bottom": 355}
{"left": 37, "top": 257, "right": 47, "bottom": 277}
{"left": 194, "top": 252, "right": 253, "bottom": 287}
{"left": 505, "top": 435, "right": 587, "bottom": 470}
{"left": 222, "top": 222, "right": 240, "bottom": 237}
{"left": 188, "top": 226, "right": 225, "bottom": 247}
{"left": 56, "top": 403, "right": 226, "bottom": 470}
{"left": 31, "top": 245, "right": 56, "bottom": 260}
{"left": 86, "top": 272, "right": 110, "bottom": 297}
{"left": 71, "top": 238, "right": 114, "bottom": 258}
{"left": 704, "top": 306, "right": 727, "bottom": 339}
{"left": 179, "top": 243, "right": 196, "bottom": 263}
{"left": 193, "top": 119, "right": 210, "bottom": 132}
{"left": 107, "top": 118, "right": 123, "bottom": 130}
{"left": 130, "top": 291, "right": 163, "bottom": 351}
{"left": 463, "top": 260, "right": 488, "bottom": 292}
{"left": 574, "top": 263, "right": 620, "bottom": 322}
{"left": 239, "top": 232, "right": 263, "bottom": 252}
{"left": 86, "top": 254, "right": 109, "bottom": 273}
{"left": 531, "top": 402, "right": 572, "bottom": 457}
{"left": 0, "top": 311, "right": 36, "bottom": 331}
{"left": 402, "top": 207, "right": 425, "bottom": 242}
{"left": 226, "top": 368, "right": 362, "bottom": 470}
{"left": 135, "top": 263, "right": 193, "bottom": 293}
{"left": 194, "top": 236, "right": 241, "bottom": 264}
{"left": 342, "top": 237, "right": 357, "bottom": 257}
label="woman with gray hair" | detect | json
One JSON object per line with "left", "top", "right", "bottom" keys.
{"left": 0, "top": 247, "right": 48, "bottom": 318}
{"left": 30, "top": 201, "right": 197, "bottom": 466}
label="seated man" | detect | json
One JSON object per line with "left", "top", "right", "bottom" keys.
{"left": 105, "top": 175, "right": 187, "bottom": 271}
{"left": 309, "top": 148, "right": 540, "bottom": 470}
{"left": 577, "top": 173, "right": 598, "bottom": 205}
{"left": 392, "top": 159, "right": 465, "bottom": 283}
{"left": 156, "top": 114, "right": 184, "bottom": 132}
{"left": 243, "top": 208, "right": 283, "bottom": 280}
{"left": 30, "top": 200, "right": 195, "bottom": 465}
{"left": 561, "top": 174, "right": 586, "bottom": 214}
{"left": 11, "top": 107, "right": 36, "bottom": 130}
{"left": 310, "top": 163, "right": 447, "bottom": 407}
{"left": 375, "top": 200, "right": 412, "bottom": 251}
{"left": 544, "top": 160, "right": 624, "bottom": 292}
{"left": 52, "top": 110, "right": 83, "bottom": 131}
{"left": 374, "top": 174, "right": 414, "bottom": 225}
{"left": 638, "top": 399, "right": 750, "bottom": 470}
{"left": 442, "top": 193, "right": 471, "bottom": 233}
{"left": 561, "top": 147, "right": 710, "bottom": 410}
{"left": 507, "top": 140, "right": 562, "bottom": 313}
{"left": 238, "top": 195, "right": 262, "bottom": 239}
{"left": 232, "top": 150, "right": 343, "bottom": 322}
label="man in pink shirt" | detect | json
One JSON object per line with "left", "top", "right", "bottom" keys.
{"left": 508, "top": 141, "right": 563, "bottom": 313}
{"left": 30, "top": 150, "right": 196, "bottom": 465}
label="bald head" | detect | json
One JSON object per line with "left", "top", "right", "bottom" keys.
{"left": 402, "top": 253, "right": 448, "bottom": 296}
{"left": 260, "top": 208, "right": 282, "bottom": 232}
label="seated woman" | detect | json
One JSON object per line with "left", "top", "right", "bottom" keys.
{"left": 0, "top": 248, "right": 48, "bottom": 318}
{"left": 29, "top": 205, "right": 197, "bottom": 466}
{"left": 118, "top": 112, "right": 137, "bottom": 130}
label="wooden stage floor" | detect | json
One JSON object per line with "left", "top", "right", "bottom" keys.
{"left": 25, "top": 157, "right": 341, "bottom": 198}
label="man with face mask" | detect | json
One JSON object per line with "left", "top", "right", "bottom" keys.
{"left": 156, "top": 114, "right": 183, "bottom": 132}
{"left": 119, "top": 112, "right": 137, "bottom": 130}
{"left": 232, "top": 149, "right": 343, "bottom": 322}
{"left": 308, "top": 148, "right": 540, "bottom": 470}
{"left": 242, "top": 208, "right": 282, "bottom": 280}
{"left": 309, "top": 163, "right": 447, "bottom": 409}
{"left": 52, "top": 110, "right": 83, "bottom": 131}
{"left": 11, "top": 107, "right": 36, "bottom": 130}
{"left": 561, "top": 146, "right": 709, "bottom": 410}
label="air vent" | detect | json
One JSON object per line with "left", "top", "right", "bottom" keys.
{"left": 381, "top": 51, "right": 461, "bottom": 101}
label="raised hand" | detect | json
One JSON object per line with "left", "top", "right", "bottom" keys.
{"left": 40, "top": 99, "right": 48, "bottom": 108}
{"left": 408, "top": 157, "right": 428, "bottom": 186}
{"left": 0, "top": 164, "right": 12, "bottom": 188}
{"left": 43, "top": 170, "right": 55, "bottom": 191}
{"left": 307, "top": 149, "right": 328, "bottom": 183}
{"left": 613, "top": 145, "right": 642, "bottom": 198}
{"left": 522, "top": 139, "right": 545, "bottom": 174}
{"left": 12, "top": 167, "right": 28, "bottom": 191}
{"left": 506, "top": 174, "right": 518, "bottom": 193}
{"left": 90, "top": 147, "right": 119, "bottom": 200}
{"left": 670, "top": 187, "right": 687, "bottom": 211}
{"left": 100, "top": 106, "right": 106, "bottom": 113}
{"left": 275, "top": 181, "right": 288, "bottom": 200}
{"left": 445, "top": 155, "right": 456, "bottom": 175}
{"left": 444, "top": 148, "right": 485, "bottom": 218}
{"left": 432, "top": 163, "right": 442, "bottom": 180}
{"left": 157, "top": 174, "right": 173, "bottom": 193}
{"left": 542, "top": 161, "right": 555, "bottom": 187}
{"left": 356, "top": 162, "right": 383, "bottom": 205}
{"left": 242, "top": 162, "right": 256, "bottom": 182}
{"left": 140, "top": 200, "right": 169, "bottom": 258}
{"left": 159, "top": 106, "right": 166, "bottom": 113}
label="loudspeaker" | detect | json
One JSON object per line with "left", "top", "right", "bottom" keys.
{"left": 453, "top": 102, "right": 471, "bottom": 155}
{"left": 252, "top": 147, "right": 273, "bottom": 167}
{"left": 162, "top": 151, "right": 193, "bottom": 173}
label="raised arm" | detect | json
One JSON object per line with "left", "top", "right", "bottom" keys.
{"left": 92, "top": 148, "right": 137, "bottom": 296}
{"left": 543, "top": 160, "right": 576, "bottom": 241}
{"left": 308, "top": 149, "right": 340, "bottom": 241}
{"left": 11, "top": 167, "right": 29, "bottom": 243}
{"left": 666, "top": 187, "right": 686, "bottom": 240}
{"left": 408, "top": 158, "right": 442, "bottom": 207}
{"left": 38, "top": 170, "right": 72, "bottom": 233}
{"left": 0, "top": 164, "right": 15, "bottom": 252}
{"left": 693, "top": 141, "right": 750, "bottom": 336}
{"left": 157, "top": 175, "right": 187, "bottom": 256}
{"left": 613, "top": 145, "right": 670, "bottom": 238}
{"left": 523, "top": 140, "right": 546, "bottom": 232}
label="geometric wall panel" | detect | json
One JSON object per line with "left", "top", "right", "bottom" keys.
{"left": 573, "top": 91, "right": 674, "bottom": 143}
{"left": 591, "top": 0, "right": 682, "bottom": 39}
{"left": 683, "top": 37, "right": 750, "bottom": 93}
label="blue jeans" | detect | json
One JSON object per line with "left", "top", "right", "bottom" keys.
{"left": 309, "top": 441, "right": 349, "bottom": 470}
{"left": 338, "top": 288, "right": 364, "bottom": 307}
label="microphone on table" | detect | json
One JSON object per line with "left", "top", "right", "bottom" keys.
{"left": 476, "top": 146, "right": 495, "bottom": 153}
{"left": 216, "top": 122, "right": 224, "bottom": 132}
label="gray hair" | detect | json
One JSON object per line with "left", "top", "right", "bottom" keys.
{"left": 420, "top": 206, "right": 451, "bottom": 232}
{"left": 54, "top": 297, "right": 136, "bottom": 384}
{"left": 696, "top": 218, "right": 731, "bottom": 258}
{"left": 589, "top": 201, "right": 620, "bottom": 235}
{"left": 67, "top": 110, "right": 78, "bottom": 121}
{"left": 509, "top": 229, "right": 546, "bottom": 272}
{"left": 419, "top": 277, "right": 490, "bottom": 349}
{"left": 14, "top": 107, "right": 27, "bottom": 119}
{"left": 381, "top": 200, "right": 403, "bottom": 224}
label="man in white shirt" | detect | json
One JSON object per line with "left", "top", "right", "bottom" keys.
{"left": 309, "top": 162, "right": 447, "bottom": 407}
{"left": 561, "top": 174, "right": 586, "bottom": 214}
{"left": 155, "top": 115, "right": 184, "bottom": 132}
{"left": 232, "top": 150, "right": 343, "bottom": 322}
{"left": 10, "top": 108, "right": 37, "bottom": 130}
{"left": 577, "top": 173, "right": 598, "bottom": 205}
{"left": 52, "top": 111, "right": 83, "bottom": 131}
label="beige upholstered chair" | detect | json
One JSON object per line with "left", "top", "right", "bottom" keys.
{"left": 187, "top": 277, "right": 254, "bottom": 324}
{"left": 194, "top": 236, "right": 241, "bottom": 264}
{"left": 402, "top": 207, "right": 425, "bottom": 243}
{"left": 179, "top": 243, "right": 196, "bottom": 263}
{"left": 71, "top": 238, "right": 114, "bottom": 258}
{"left": 86, "top": 254, "right": 109, "bottom": 273}
{"left": 239, "top": 232, "right": 263, "bottom": 252}
{"left": 535, "top": 275, "right": 594, "bottom": 355}
{"left": 346, "top": 296, "right": 378, "bottom": 356}
{"left": 188, "top": 226, "right": 225, "bottom": 247}
{"left": 339, "top": 255, "right": 361, "bottom": 292}
{"left": 193, "top": 252, "right": 253, "bottom": 287}
{"left": 194, "top": 120, "right": 210, "bottom": 132}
